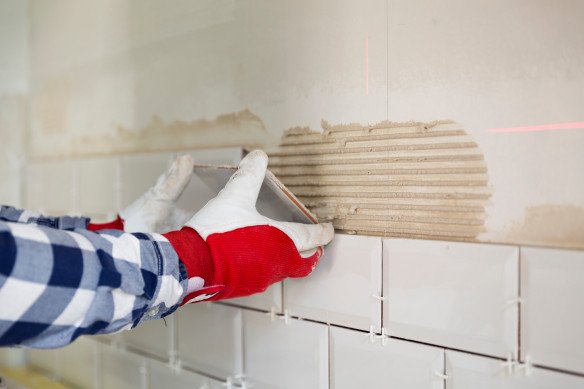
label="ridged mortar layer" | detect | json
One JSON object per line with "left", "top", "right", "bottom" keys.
{"left": 266, "top": 120, "right": 491, "bottom": 241}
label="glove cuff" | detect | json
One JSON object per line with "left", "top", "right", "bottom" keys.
{"left": 88, "top": 215, "right": 125, "bottom": 231}
{"left": 163, "top": 227, "right": 214, "bottom": 303}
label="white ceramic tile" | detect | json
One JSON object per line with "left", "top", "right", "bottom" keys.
{"left": 75, "top": 157, "right": 118, "bottom": 215}
{"left": 59, "top": 337, "right": 98, "bottom": 389}
{"left": 243, "top": 310, "right": 328, "bottom": 389}
{"left": 148, "top": 359, "right": 225, "bottom": 389}
{"left": 224, "top": 282, "right": 283, "bottom": 313}
{"left": 177, "top": 303, "right": 243, "bottom": 379}
{"left": 25, "top": 161, "right": 73, "bottom": 212}
{"left": 384, "top": 239, "right": 518, "bottom": 358}
{"left": 445, "top": 350, "right": 584, "bottom": 389}
{"left": 284, "top": 234, "right": 382, "bottom": 331}
{"left": 521, "top": 247, "right": 584, "bottom": 374}
{"left": 330, "top": 326, "right": 444, "bottom": 389}
{"left": 174, "top": 148, "right": 243, "bottom": 216}
{"left": 120, "top": 152, "right": 172, "bottom": 207}
{"left": 187, "top": 148, "right": 244, "bottom": 166}
{"left": 0, "top": 349, "right": 25, "bottom": 367}
{"left": 100, "top": 345, "right": 146, "bottom": 389}
{"left": 93, "top": 332, "right": 121, "bottom": 346}
{"left": 27, "top": 348, "right": 60, "bottom": 377}
{"left": 120, "top": 317, "right": 171, "bottom": 360}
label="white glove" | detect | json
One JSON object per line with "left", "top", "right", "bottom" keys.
{"left": 119, "top": 155, "right": 194, "bottom": 233}
{"left": 163, "top": 150, "right": 335, "bottom": 303}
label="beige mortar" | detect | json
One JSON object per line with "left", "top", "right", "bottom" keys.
{"left": 267, "top": 120, "right": 491, "bottom": 241}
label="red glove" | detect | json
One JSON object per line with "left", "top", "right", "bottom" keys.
{"left": 88, "top": 215, "right": 125, "bottom": 231}
{"left": 164, "top": 150, "right": 335, "bottom": 304}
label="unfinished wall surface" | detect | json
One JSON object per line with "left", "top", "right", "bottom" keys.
{"left": 0, "top": 0, "right": 28, "bottom": 207}
{"left": 386, "top": 0, "right": 584, "bottom": 248}
{"left": 25, "top": 0, "right": 584, "bottom": 249}
{"left": 27, "top": 0, "right": 387, "bottom": 158}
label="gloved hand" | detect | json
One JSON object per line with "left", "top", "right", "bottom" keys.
{"left": 88, "top": 155, "right": 194, "bottom": 233}
{"left": 164, "top": 150, "right": 335, "bottom": 304}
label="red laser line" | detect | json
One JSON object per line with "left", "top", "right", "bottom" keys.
{"left": 487, "top": 121, "right": 584, "bottom": 133}
{"left": 365, "top": 34, "right": 369, "bottom": 96}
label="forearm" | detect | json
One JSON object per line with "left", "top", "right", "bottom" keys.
{"left": 0, "top": 221, "right": 188, "bottom": 348}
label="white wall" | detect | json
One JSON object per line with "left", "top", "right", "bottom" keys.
{"left": 387, "top": 0, "right": 584, "bottom": 248}
{"left": 26, "top": 0, "right": 387, "bottom": 158}
{"left": 24, "top": 0, "right": 584, "bottom": 248}
{"left": 0, "top": 0, "right": 28, "bottom": 207}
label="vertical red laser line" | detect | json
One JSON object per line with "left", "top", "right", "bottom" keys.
{"left": 365, "top": 34, "right": 369, "bottom": 96}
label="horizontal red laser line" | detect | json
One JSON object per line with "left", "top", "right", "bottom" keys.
{"left": 488, "top": 121, "right": 584, "bottom": 133}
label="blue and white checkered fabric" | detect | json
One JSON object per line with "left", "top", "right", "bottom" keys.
{"left": 0, "top": 205, "right": 90, "bottom": 230}
{"left": 0, "top": 206, "right": 188, "bottom": 348}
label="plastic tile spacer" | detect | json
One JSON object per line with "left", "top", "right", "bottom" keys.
{"left": 376, "top": 328, "right": 389, "bottom": 346}
{"left": 168, "top": 354, "right": 182, "bottom": 374}
{"left": 112, "top": 338, "right": 126, "bottom": 352}
{"left": 371, "top": 294, "right": 385, "bottom": 301}
{"left": 138, "top": 361, "right": 148, "bottom": 376}
{"left": 434, "top": 372, "right": 449, "bottom": 380}
{"left": 280, "top": 309, "right": 291, "bottom": 325}
{"left": 266, "top": 306, "right": 277, "bottom": 322}
{"left": 240, "top": 380, "right": 254, "bottom": 389}
{"left": 222, "top": 377, "right": 234, "bottom": 389}
{"left": 505, "top": 297, "right": 524, "bottom": 307}
{"left": 233, "top": 373, "right": 248, "bottom": 387}
{"left": 515, "top": 355, "right": 533, "bottom": 376}
{"left": 139, "top": 358, "right": 149, "bottom": 389}
{"left": 367, "top": 325, "right": 377, "bottom": 344}
{"left": 500, "top": 353, "right": 517, "bottom": 374}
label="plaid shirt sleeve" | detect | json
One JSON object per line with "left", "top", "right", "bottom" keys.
{"left": 0, "top": 206, "right": 189, "bottom": 348}
{"left": 0, "top": 205, "right": 90, "bottom": 230}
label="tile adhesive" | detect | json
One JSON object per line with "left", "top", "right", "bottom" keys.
{"left": 266, "top": 120, "right": 491, "bottom": 241}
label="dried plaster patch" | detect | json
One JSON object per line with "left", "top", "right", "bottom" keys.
{"left": 30, "top": 109, "right": 271, "bottom": 159}
{"left": 506, "top": 205, "right": 584, "bottom": 249}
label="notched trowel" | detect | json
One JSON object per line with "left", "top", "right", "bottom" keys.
{"left": 192, "top": 164, "right": 317, "bottom": 225}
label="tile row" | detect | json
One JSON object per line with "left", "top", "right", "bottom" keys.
{"left": 22, "top": 149, "right": 584, "bottom": 376}
{"left": 28, "top": 310, "right": 584, "bottom": 389}
{"left": 224, "top": 236, "right": 584, "bottom": 376}
{"left": 24, "top": 148, "right": 244, "bottom": 219}
{"left": 28, "top": 337, "right": 228, "bottom": 389}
